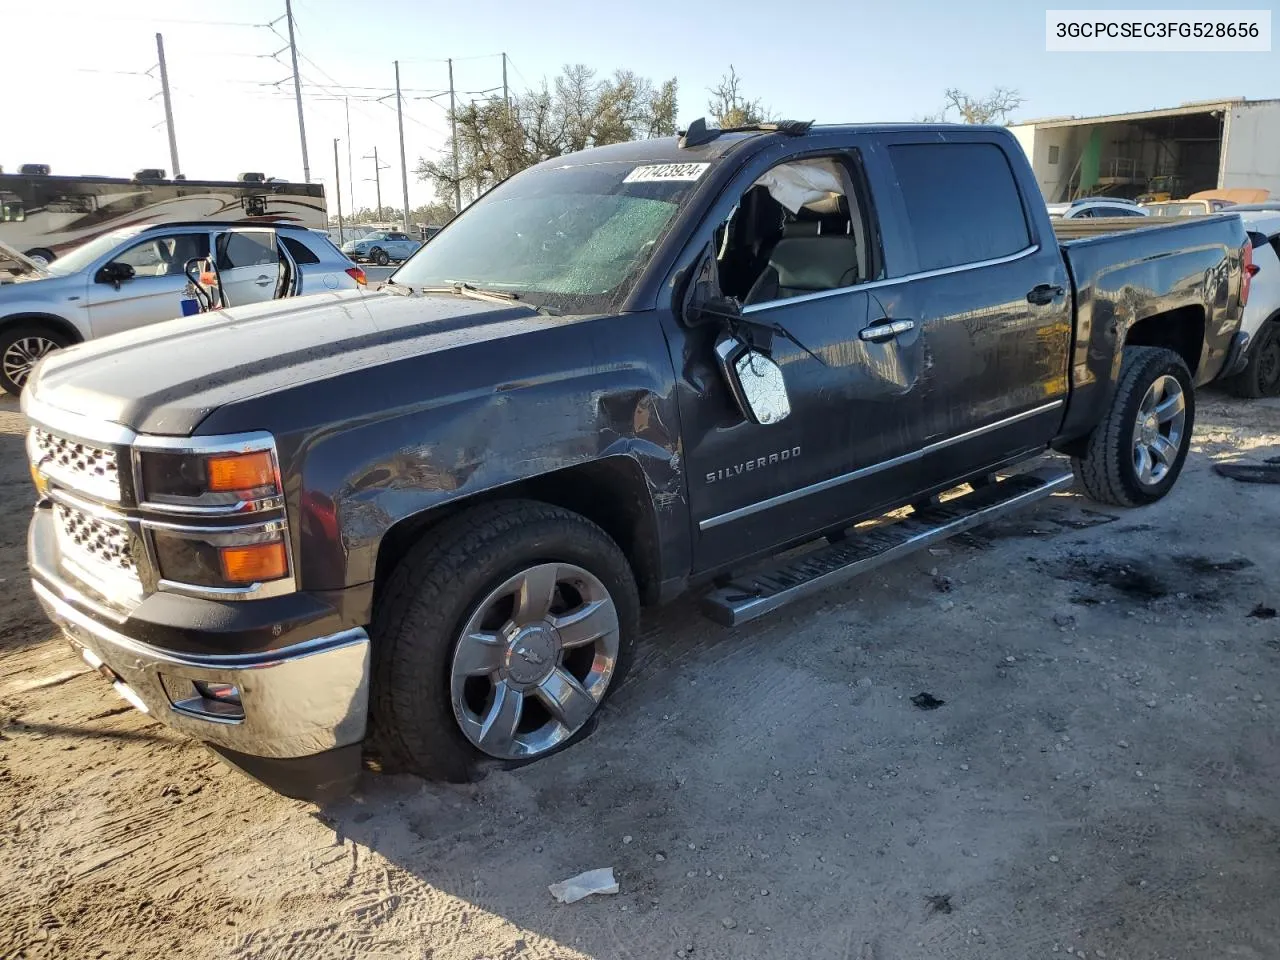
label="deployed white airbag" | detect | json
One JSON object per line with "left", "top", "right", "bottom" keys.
{"left": 753, "top": 159, "right": 844, "bottom": 214}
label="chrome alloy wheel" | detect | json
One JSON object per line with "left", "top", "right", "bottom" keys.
{"left": 2, "top": 336, "right": 58, "bottom": 389}
{"left": 449, "top": 563, "right": 620, "bottom": 760}
{"left": 1132, "top": 374, "right": 1186, "bottom": 486}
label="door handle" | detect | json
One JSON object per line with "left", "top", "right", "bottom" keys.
{"left": 1026, "top": 283, "right": 1065, "bottom": 305}
{"left": 254, "top": 274, "right": 273, "bottom": 286}
{"left": 859, "top": 319, "right": 915, "bottom": 342}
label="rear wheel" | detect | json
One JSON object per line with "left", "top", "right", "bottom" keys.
{"left": 1072, "top": 346, "right": 1195, "bottom": 507}
{"left": 371, "top": 500, "right": 639, "bottom": 782}
{"left": 0, "top": 323, "right": 71, "bottom": 395}
{"left": 23, "top": 248, "right": 54, "bottom": 266}
{"left": 372, "top": 247, "right": 390, "bottom": 266}
{"left": 1225, "top": 320, "right": 1280, "bottom": 399}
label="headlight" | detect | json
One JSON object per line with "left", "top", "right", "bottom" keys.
{"left": 136, "top": 439, "right": 282, "bottom": 512}
{"left": 133, "top": 433, "right": 293, "bottom": 597}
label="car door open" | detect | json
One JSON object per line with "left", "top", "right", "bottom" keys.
{"left": 215, "top": 228, "right": 287, "bottom": 307}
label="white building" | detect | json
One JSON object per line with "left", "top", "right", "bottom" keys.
{"left": 1008, "top": 97, "right": 1280, "bottom": 203}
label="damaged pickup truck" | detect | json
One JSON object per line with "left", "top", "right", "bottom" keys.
{"left": 23, "top": 120, "right": 1251, "bottom": 801}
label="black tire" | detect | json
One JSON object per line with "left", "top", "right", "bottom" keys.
{"left": 0, "top": 322, "right": 71, "bottom": 395}
{"left": 1072, "top": 345, "right": 1195, "bottom": 507}
{"left": 372, "top": 247, "right": 390, "bottom": 266}
{"left": 1224, "top": 320, "right": 1280, "bottom": 399}
{"left": 23, "top": 248, "right": 54, "bottom": 265}
{"left": 370, "top": 499, "right": 640, "bottom": 782}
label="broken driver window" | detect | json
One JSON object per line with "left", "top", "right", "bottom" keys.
{"left": 714, "top": 154, "right": 879, "bottom": 306}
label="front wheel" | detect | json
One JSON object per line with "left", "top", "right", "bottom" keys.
{"left": 372, "top": 247, "right": 390, "bottom": 266}
{"left": 0, "top": 323, "right": 71, "bottom": 395}
{"left": 1072, "top": 345, "right": 1195, "bottom": 507}
{"left": 371, "top": 500, "right": 640, "bottom": 782}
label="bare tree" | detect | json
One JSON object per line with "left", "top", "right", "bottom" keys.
{"left": 415, "top": 64, "right": 678, "bottom": 207}
{"left": 707, "top": 65, "right": 770, "bottom": 128}
{"left": 926, "top": 87, "right": 1024, "bottom": 125}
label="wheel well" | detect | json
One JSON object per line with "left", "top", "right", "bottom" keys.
{"left": 373, "top": 458, "right": 664, "bottom": 607}
{"left": 0, "top": 313, "right": 83, "bottom": 345}
{"left": 1124, "top": 305, "right": 1204, "bottom": 376}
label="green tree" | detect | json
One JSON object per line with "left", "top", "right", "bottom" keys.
{"left": 416, "top": 64, "right": 678, "bottom": 206}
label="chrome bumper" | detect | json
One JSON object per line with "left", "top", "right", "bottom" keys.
{"left": 32, "top": 579, "right": 370, "bottom": 760}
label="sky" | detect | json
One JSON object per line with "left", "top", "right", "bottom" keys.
{"left": 3, "top": 0, "right": 1277, "bottom": 213}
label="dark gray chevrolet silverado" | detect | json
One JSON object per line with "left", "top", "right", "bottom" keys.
{"left": 22, "top": 121, "right": 1252, "bottom": 801}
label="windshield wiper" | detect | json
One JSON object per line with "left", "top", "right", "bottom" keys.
{"left": 418, "top": 282, "right": 520, "bottom": 305}
{"left": 381, "top": 278, "right": 416, "bottom": 296}
{"left": 419, "top": 282, "right": 562, "bottom": 316}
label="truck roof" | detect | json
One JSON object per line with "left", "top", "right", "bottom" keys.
{"left": 549, "top": 122, "right": 1014, "bottom": 169}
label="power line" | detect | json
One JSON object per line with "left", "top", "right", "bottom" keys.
{"left": 74, "top": 67, "right": 157, "bottom": 77}
{"left": 398, "top": 52, "right": 506, "bottom": 64}
{"left": 111, "top": 15, "right": 263, "bottom": 27}
{"left": 505, "top": 55, "right": 532, "bottom": 90}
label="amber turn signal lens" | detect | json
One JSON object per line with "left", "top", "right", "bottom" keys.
{"left": 207, "top": 451, "right": 275, "bottom": 493}
{"left": 218, "top": 541, "right": 288, "bottom": 583}
{"left": 30, "top": 464, "right": 49, "bottom": 498}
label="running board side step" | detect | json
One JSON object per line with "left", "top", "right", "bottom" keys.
{"left": 700, "top": 466, "right": 1075, "bottom": 627}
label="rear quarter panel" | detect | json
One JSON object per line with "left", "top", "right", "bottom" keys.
{"left": 1057, "top": 214, "right": 1247, "bottom": 440}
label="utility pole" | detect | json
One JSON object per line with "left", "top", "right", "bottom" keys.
{"left": 284, "top": 0, "right": 310, "bottom": 181}
{"left": 502, "top": 52, "right": 509, "bottom": 111}
{"left": 155, "top": 33, "right": 181, "bottom": 178}
{"left": 363, "top": 148, "right": 388, "bottom": 218}
{"left": 395, "top": 60, "right": 411, "bottom": 234}
{"left": 448, "top": 57, "right": 461, "bottom": 212}
{"left": 333, "top": 138, "right": 344, "bottom": 245}
{"left": 345, "top": 98, "right": 354, "bottom": 226}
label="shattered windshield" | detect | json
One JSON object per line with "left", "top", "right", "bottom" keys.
{"left": 393, "top": 160, "right": 709, "bottom": 312}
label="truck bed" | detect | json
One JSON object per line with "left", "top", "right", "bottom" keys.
{"left": 1051, "top": 216, "right": 1198, "bottom": 241}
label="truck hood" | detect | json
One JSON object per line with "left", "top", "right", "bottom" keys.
{"left": 25, "top": 289, "right": 571, "bottom": 436}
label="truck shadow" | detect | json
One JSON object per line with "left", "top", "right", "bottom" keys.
{"left": 296, "top": 452, "right": 1280, "bottom": 958}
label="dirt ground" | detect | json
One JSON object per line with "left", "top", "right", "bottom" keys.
{"left": 2, "top": 391, "right": 1279, "bottom": 960}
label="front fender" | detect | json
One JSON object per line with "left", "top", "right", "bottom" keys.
{"left": 285, "top": 312, "right": 690, "bottom": 593}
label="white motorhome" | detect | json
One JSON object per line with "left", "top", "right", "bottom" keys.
{"left": 0, "top": 165, "right": 326, "bottom": 264}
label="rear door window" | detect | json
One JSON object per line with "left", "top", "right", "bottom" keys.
{"left": 888, "top": 142, "right": 1031, "bottom": 272}
{"left": 217, "top": 230, "right": 279, "bottom": 270}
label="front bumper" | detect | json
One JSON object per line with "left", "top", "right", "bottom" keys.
{"left": 32, "top": 578, "right": 370, "bottom": 802}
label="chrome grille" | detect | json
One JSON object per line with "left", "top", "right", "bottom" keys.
{"left": 54, "top": 502, "right": 137, "bottom": 577}
{"left": 31, "top": 428, "right": 121, "bottom": 502}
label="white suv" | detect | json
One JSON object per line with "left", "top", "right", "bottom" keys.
{"left": 1046, "top": 198, "right": 1150, "bottom": 220}
{"left": 0, "top": 222, "right": 367, "bottom": 394}
{"left": 1222, "top": 210, "right": 1280, "bottom": 398}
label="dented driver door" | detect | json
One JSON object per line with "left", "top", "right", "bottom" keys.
{"left": 678, "top": 284, "right": 930, "bottom": 573}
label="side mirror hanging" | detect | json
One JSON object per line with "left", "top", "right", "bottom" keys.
{"left": 713, "top": 330, "right": 791, "bottom": 425}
